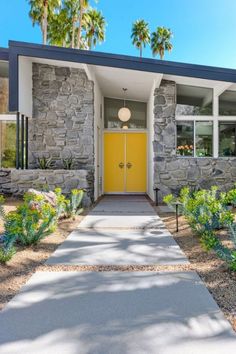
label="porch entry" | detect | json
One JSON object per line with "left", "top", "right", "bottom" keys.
{"left": 104, "top": 132, "right": 147, "bottom": 193}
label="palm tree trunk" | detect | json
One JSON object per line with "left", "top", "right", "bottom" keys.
{"left": 71, "top": 19, "right": 76, "bottom": 48}
{"left": 140, "top": 45, "right": 142, "bottom": 58}
{"left": 43, "top": 0, "right": 48, "bottom": 45}
{"left": 77, "top": 0, "right": 84, "bottom": 49}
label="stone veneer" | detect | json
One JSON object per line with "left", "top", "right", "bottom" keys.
{"left": 154, "top": 80, "right": 236, "bottom": 199}
{"left": 0, "top": 169, "right": 93, "bottom": 206}
{"left": 0, "top": 78, "right": 8, "bottom": 113}
{"left": 30, "top": 63, "right": 94, "bottom": 170}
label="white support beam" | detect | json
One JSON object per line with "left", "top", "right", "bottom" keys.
{"left": 214, "top": 82, "right": 233, "bottom": 97}
{"left": 154, "top": 73, "right": 163, "bottom": 89}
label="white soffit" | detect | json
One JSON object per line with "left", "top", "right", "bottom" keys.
{"left": 90, "top": 65, "right": 159, "bottom": 101}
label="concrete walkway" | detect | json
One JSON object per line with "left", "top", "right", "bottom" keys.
{"left": 47, "top": 196, "right": 188, "bottom": 265}
{"left": 0, "top": 196, "right": 236, "bottom": 354}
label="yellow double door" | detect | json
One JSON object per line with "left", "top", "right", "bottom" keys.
{"left": 104, "top": 132, "right": 147, "bottom": 193}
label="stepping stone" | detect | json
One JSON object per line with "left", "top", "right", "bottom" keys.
{"left": 78, "top": 214, "right": 164, "bottom": 229}
{"left": 46, "top": 228, "right": 189, "bottom": 265}
{"left": 0, "top": 271, "right": 235, "bottom": 354}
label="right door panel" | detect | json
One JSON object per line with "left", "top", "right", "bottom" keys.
{"left": 126, "top": 133, "right": 147, "bottom": 192}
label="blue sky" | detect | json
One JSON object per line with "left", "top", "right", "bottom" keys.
{"left": 1, "top": 0, "right": 236, "bottom": 68}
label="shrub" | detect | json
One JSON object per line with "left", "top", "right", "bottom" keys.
{"left": 163, "top": 185, "right": 236, "bottom": 271}
{"left": 37, "top": 156, "right": 53, "bottom": 169}
{"left": 3, "top": 192, "right": 56, "bottom": 248}
{"left": 65, "top": 189, "right": 84, "bottom": 219}
{"left": 0, "top": 246, "right": 16, "bottom": 263}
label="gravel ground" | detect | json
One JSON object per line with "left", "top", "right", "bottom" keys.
{"left": 155, "top": 207, "right": 236, "bottom": 332}
{"left": 0, "top": 198, "right": 85, "bottom": 311}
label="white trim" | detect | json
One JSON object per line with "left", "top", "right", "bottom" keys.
{"left": 0, "top": 114, "right": 16, "bottom": 121}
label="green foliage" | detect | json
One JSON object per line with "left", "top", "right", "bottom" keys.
{"left": 0, "top": 246, "right": 16, "bottom": 263}
{"left": 37, "top": 156, "right": 53, "bottom": 169}
{"left": 200, "top": 231, "right": 219, "bottom": 251}
{"left": 62, "top": 157, "right": 74, "bottom": 170}
{"left": 65, "top": 189, "right": 84, "bottom": 219}
{"left": 131, "top": 19, "right": 150, "bottom": 58}
{"left": 3, "top": 193, "right": 56, "bottom": 248}
{"left": 163, "top": 185, "right": 236, "bottom": 271}
{"left": 151, "top": 26, "right": 173, "bottom": 60}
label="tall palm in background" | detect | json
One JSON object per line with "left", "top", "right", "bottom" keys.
{"left": 63, "top": 0, "right": 80, "bottom": 48}
{"left": 131, "top": 20, "right": 150, "bottom": 58}
{"left": 28, "top": 0, "right": 61, "bottom": 44}
{"left": 151, "top": 26, "right": 173, "bottom": 60}
{"left": 76, "top": 0, "right": 89, "bottom": 49}
{"left": 47, "top": 7, "right": 70, "bottom": 46}
{"left": 83, "top": 9, "right": 106, "bottom": 49}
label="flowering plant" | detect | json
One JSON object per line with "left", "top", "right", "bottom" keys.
{"left": 177, "top": 144, "right": 193, "bottom": 156}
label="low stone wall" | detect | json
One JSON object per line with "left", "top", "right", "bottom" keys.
{"left": 155, "top": 157, "right": 236, "bottom": 198}
{"left": 0, "top": 169, "right": 12, "bottom": 194}
{"left": 0, "top": 169, "right": 94, "bottom": 206}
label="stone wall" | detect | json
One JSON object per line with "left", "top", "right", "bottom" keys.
{"left": 30, "top": 63, "right": 94, "bottom": 170}
{"left": 4, "top": 169, "right": 93, "bottom": 206}
{"left": 153, "top": 80, "right": 236, "bottom": 200}
{"left": 0, "top": 169, "right": 11, "bottom": 194}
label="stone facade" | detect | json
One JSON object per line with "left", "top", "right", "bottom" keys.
{"left": 0, "top": 169, "right": 93, "bottom": 206}
{"left": 154, "top": 80, "right": 236, "bottom": 199}
{"left": 30, "top": 63, "right": 94, "bottom": 170}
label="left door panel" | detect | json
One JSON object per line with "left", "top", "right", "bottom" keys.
{"left": 104, "top": 133, "right": 125, "bottom": 193}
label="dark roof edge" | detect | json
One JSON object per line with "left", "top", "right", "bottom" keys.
{"left": 8, "top": 40, "right": 236, "bottom": 83}
{"left": 0, "top": 47, "right": 9, "bottom": 61}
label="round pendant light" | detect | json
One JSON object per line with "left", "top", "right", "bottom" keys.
{"left": 118, "top": 107, "right": 131, "bottom": 122}
{"left": 118, "top": 88, "right": 131, "bottom": 122}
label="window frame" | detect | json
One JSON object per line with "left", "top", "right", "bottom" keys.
{"left": 0, "top": 114, "right": 17, "bottom": 168}
{"left": 176, "top": 87, "right": 236, "bottom": 158}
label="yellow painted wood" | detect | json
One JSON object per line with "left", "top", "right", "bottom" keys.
{"left": 126, "top": 133, "right": 147, "bottom": 192}
{"left": 104, "top": 133, "right": 125, "bottom": 193}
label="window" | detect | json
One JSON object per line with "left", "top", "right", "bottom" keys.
{"left": 195, "top": 121, "right": 213, "bottom": 157}
{"left": 219, "top": 90, "right": 236, "bottom": 116}
{"left": 219, "top": 122, "right": 236, "bottom": 156}
{"left": 0, "top": 77, "right": 8, "bottom": 114}
{"left": 176, "top": 122, "right": 194, "bottom": 156}
{"left": 0, "top": 121, "right": 16, "bottom": 168}
{"left": 176, "top": 84, "right": 213, "bottom": 116}
{"left": 177, "top": 121, "right": 213, "bottom": 157}
{"left": 104, "top": 97, "right": 147, "bottom": 129}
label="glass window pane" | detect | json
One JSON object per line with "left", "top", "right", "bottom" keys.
{"left": 219, "top": 122, "right": 236, "bottom": 156}
{"left": 176, "top": 122, "right": 194, "bottom": 156}
{"left": 195, "top": 121, "right": 213, "bottom": 157}
{"left": 219, "top": 90, "right": 236, "bottom": 116}
{"left": 0, "top": 121, "right": 16, "bottom": 168}
{"left": 0, "top": 77, "right": 9, "bottom": 113}
{"left": 176, "top": 84, "right": 213, "bottom": 116}
{"left": 104, "top": 97, "right": 147, "bottom": 129}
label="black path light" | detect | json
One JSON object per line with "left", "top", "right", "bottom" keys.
{"left": 173, "top": 201, "right": 182, "bottom": 232}
{"left": 154, "top": 187, "right": 160, "bottom": 206}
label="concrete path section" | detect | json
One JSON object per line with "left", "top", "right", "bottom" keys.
{"left": 47, "top": 228, "right": 188, "bottom": 265}
{"left": 47, "top": 195, "right": 189, "bottom": 265}
{"left": 0, "top": 271, "right": 235, "bottom": 354}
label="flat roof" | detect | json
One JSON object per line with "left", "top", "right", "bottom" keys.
{"left": 7, "top": 40, "right": 236, "bottom": 83}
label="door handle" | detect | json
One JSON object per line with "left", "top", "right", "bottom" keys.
{"left": 126, "top": 162, "right": 132, "bottom": 169}
{"left": 119, "top": 162, "right": 124, "bottom": 168}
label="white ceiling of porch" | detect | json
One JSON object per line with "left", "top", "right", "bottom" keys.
{"left": 90, "top": 65, "right": 158, "bottom": 102}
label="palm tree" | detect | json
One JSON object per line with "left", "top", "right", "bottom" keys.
{"left": 151, "top": 26, "right": 173, "bottom": 60}
{"left": 83, "top": 9, "right": 106, "bottom": 50}
{"left": 28, "top": 0, "right": 61, "bottom": 44}
{"left": 76, "top": 0, "right": 89, "bottom": 49}
{"left": 63, "top": 0, "right": 80, "bottom": 48}
{"left": 47, "top": 8, "right": 71, "bottom": 47}
{"left": 131, "top": 20, "right": 150, "bottom": 58}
